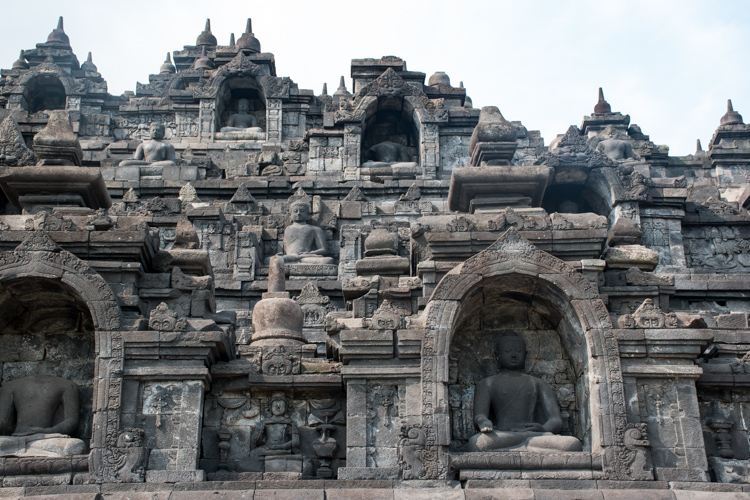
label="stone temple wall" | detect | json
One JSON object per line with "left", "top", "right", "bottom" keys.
{"left": 0, "top": 16, "right": 748, "bottom": 499}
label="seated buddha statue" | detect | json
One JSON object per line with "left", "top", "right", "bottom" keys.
{"left": 281, "top": 200, "right": 334, "bottom": 265}
{"left": 362, "top": 141, "right": 418, "bottom": 168}
{"left": 466, "top": 333, "right": 583, "bottom": 453}
{"left": 219, "top": 98, "right": 264, "bottom": 134}
{"left": 120, "top": 123, "right": 176, "bottom": 167}
{"left": 0, "top": 375, "right": 86, "bottom": 457}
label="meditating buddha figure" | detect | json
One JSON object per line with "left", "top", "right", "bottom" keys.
{"left": 361, "top": 141, "right": 417, "bottom": 169}
{"left": 220, "top": 98, "right": 263, "bottom": 133}
{"left": 0, "top": 375, "right": 86, "bottom": 457}
{"left": 120, "top": 123, "right": 176, "bottom": 167}
{"left": 281, "top": 200, "right": 334, "bottom": 265}
{"left": 466, "top": 333, "right": 582, "bottom": 452}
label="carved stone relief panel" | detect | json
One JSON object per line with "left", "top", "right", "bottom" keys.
{"left": 201, "top": 390, "right": 346, "bottom": 478}
{"left": 366, "top": 383, "right": 404, "bottom": 468}
{"left": 138, "top": 381, "right": 204, "bottom": 472}
{"left": 684, "top": 226, "right": 750, "bottom": 273}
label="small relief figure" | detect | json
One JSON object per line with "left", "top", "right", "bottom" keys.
{"left": 120, "top": 123, "right": 176, "bottom": 167}
{"left": 466, "top": 333, "right": 583, "bottom": 452}
{"left": 0, "top": 375, "right": 86, "bottom": 457}
{"left": 282, "top": 200, "right": 334, "bottom": 265}
{"left": 256, "top": 393, "right": 299, "bottom": 457}
{"left": 255, "top": 393, "right": 303, "bottom": 474}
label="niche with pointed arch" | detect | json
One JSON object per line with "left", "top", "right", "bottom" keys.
{"left": 218, "top": 78, "right": 266, "bottom": 131}
{"left": 23, "top": 74, "right": 67, "bottom": 114}
{"left": 360, "top": 98, "right": 419, "bottom": 165}
{"left": 447, "top": 273, "right": 591, "bottom": 451}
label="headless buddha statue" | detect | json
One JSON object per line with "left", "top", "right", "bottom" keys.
{"left": 466, "top": 334, "right": 582, "bottom": 453}
{"left": 0, "top": 375, "right": 86, "bottom": 457}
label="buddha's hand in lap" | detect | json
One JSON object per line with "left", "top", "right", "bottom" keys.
{"left": 477, "top": 418, "right": 493, "bottom": 433}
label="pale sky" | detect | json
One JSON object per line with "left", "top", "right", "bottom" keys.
{"left": 2, "top": 0, "right": 748, "bottom": 156}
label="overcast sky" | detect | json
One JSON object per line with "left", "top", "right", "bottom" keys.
{"left": 2, "top": 0, "right": 748, "bottom": 156}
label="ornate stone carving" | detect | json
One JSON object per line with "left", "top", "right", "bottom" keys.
{"left": 0, "top": 115, "right": 37, "bottom": 166}
{"left": 293, "top": 282, "right": 334, "bottom": 327}
{"left": 148, "top": 302, "right": 187, "bottom": 332}
{"left": 91, "top": 429, "right": 149, "bottom": 483}
{"left": 617, "top": 299, "right": 677, "bottom": 329}
{"left": 604, "top": 423, "right": 653, "bottom": 480}
{"left": 356, "top": 68, "right": 426, "bottom": 99}
{"left": 363, "top": 300, "right": 403, "bottom": 330}
{"left": 399, "top": 423, "right": 427, "bottom": 479}
{"left": 261, "top": 345, "right": 301, "bottom": 375}
{"left": 15, "top": 230, "right": 61, "bottom": 252}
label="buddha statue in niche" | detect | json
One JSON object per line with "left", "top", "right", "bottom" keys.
{"left": 0, "top": 375, "right": 86, "bottom": 457}
{"left": 220, "top": 98, "right": 264, "bottom": 133}
{"left": 466, "top": 333, "right": 582, "bottom": 452}
{"left": 281, "top": 200, "right": 334, "bottom": 265}
{"left": 361, "top": 140, "right": 418, "bottom": 169}
{"left": 120, "top": 123, "right": 176, "bottom": 167}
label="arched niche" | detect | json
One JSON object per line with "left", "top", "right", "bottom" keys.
{"left": 418, "top": 228, "right": 636, "bottom": 478}
{"left": 447, "top": 274, "right": 591, "bottom": 451}
{"left": 360, "top": 97, "right": 419, "bottom": 164}
{"left": 217, "top": 77, "right": 266, "bottom": 131}
{"left": 541, "top": 183, "right": 596, "bottom": 214}
{"left": 0, "top": 235, "right": 122, "bottom": 458}
{"left": 0, "top": 277, "right": 95, "bottom": 447}
{"left": 23, "top": 74, "right": 67, "bottom": 114}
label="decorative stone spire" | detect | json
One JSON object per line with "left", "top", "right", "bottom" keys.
{"left": 194, "top": 46, "right": 215, "bottom": 71}
{"left": 12, "top": 50, "right": 28, "bottom": 70}
{"left": 267, "top": 255, "right": 286, "bottom": 293}
{"left": 250, "top": 255, "right": 306, "bottom": 346}
{"left": 720, "top": 99, "right": 743, "bottom": 126}
{"left": 333, "top": 76, "right": 350, "bottom": 97}
{"left": 32, "top": 110, "right": 82, "bottom": 165}
{"left": 159, "top": 53, "right": 176, "bottom": 74}
{"left": 179, "top": 182, "right": 201, "bottom": 202}
{"left": 229, "top": 33, "right": 235, "bottom": 46}
{"left": 468, "top": 106, "right": 517, "bottom": 166}
{"left": 694, "top": 139, "right": 706, "bottom": 158}
{"left": 0, "top": 115, "right": 37, "bottom": 166}
{"left": 196, "top": 19, "right": 217, "bottom": 47}
{"left": 428, "top": 71, "right": 450, "bottom": 87}
{"left": 321, "top": 83, "right": 328, "bottom": 96}
{"left": 46, "top": 16, "right": 70, "bottom": 47}
{"left": 122, "top": 188, "right": 139, "bottom": 203}
{"left": 236, "top": 18, "right": 261, "bottom": 52}
{"left": 81, "top": 52, "right": 97, "bottom": 72}
{"left": 594, "top": 87, "right": 611, "bottom": 114}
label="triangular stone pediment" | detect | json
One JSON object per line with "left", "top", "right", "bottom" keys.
{"left": 357, "top": 67, "right": 425, "bottom": 99}
{"left": 459, "top": 227, "right": 575, "bottom": 276}
{"left": 15, "top": 230, "right": 61, "bottom": 252}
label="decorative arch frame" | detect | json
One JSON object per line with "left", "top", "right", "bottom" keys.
{"left": 417, "top": 227, "right": 639, "bottom": 479}
{"left": 15, "top": 62, "right": 78, "bottom": 112}
{"left": 0, "top": 232, "right": 124, "bottom": 479}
